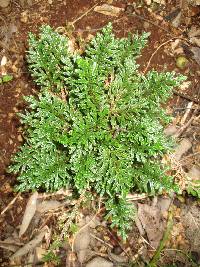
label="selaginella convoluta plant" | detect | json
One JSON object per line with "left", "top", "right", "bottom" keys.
{"left": 9, "top": 23, "right": 186, "bottom": 239}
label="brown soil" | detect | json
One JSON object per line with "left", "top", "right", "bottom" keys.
{"left": 0, "top": 0, "right": 200, "bottom": 266}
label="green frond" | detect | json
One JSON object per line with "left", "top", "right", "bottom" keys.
{"left": 9, "top": 24, "right": 186, "bottom": 238}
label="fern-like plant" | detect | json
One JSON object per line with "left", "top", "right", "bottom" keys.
{"left": 9, "top": 24, "right": 186, "bottom": 239}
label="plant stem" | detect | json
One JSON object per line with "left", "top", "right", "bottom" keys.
{"left": 149, "top": 209, "right": 173, "bottom": 267}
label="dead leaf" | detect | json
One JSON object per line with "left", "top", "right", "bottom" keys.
{"left": 24, "top": 252, "right": 34, "bottom": 267}
{"left": 74, "top": 225, "right": 90, "bottom": 264}
{"left": 94, "top": 4, "right": 123, "bottom": 16}
{"left": 1, "top": 56, "right": 7, "bottom": 66}
{"left": 108, "top": 252, "right": 128, "bottom": 263}
{"left": 36, "top": 200, "right": 63, "bottom": 213}
{"left": 0, "top": 0, "right": 10, "bottom": 8}
{"left": 173, "top": 138, "right": 192, "bottom": 161}
{"left": 157, "top": 197, "right": 172, "bottom": 214}
{"left": 11, "top": 227, "right": 48, "bottom": 260}
{"left": 190, "top": 0, "right": 200, "bottom": 6}
{"left": 181, "top": 204, "right": 200, "bottom": 251}
{"left": 34, "top": 247, "right": 46, "bottom": 263}
{"left": 172, "top": 11, "right": 182, "bottom": 28}
{"left": 190, "top": 37, "right": 200, "bottom": 47}
{"left": 191, "top": 46, "right": 200, "bottom": 65}
{"left": 135, "top": 215, "right": 145, "bottom": 236}
{"left": 164, "top": 125, "right": 179, "bottom": 137}
{"left": 187, "top": 166, "right": 200, "bottom": 180}
{"left": 188, "top": 26, "right": 200, "bottom": 38}
{"left": 171, "top": 39, "right": 180, "bottom": 51}
{"left": 137, "top": 203, "right": 165, "bottom": 248}
{"left": 19, "top": 192, "right": 38, "bottom": 237}
{"left": 0, "top": 238, "right": 20, "bottom": 252}
{"left": 85, "top": 215, "right": 101, "bottom": 228}
{"left": 86, "top": 256, "right": 113, "bottom": 267}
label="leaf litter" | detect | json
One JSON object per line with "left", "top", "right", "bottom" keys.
{"left": 19, "top": 192, "right": 38, "bottom": 238}
{"left": 11, "top": 227, "right": 48, "bottom": 260}
{"left": 94, "top": 4, "right": 124, "bottom": 16}
{"left": 73, "top": 218, "right": 91, "bottom": 264}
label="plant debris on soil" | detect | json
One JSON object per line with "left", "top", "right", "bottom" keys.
{"left": 0, "top": 0, "right": 200, "bottom": 266}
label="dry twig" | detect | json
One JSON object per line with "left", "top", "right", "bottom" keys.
{"left": 72, "top": 2, "right": 98, "bottom": 25}
{"left": 126, "top": 193, "right": 147, "bottom": 201}
{"left": 143, "top": 39, "right": 175, "bottom": 74}
{"left": 173, "top": 89, "right": 200, "bottom": 105}
{"left": 90, "top": 233, "right": 113, "bottom": 249}
{"left": 174, "top": 108, "right": 199, "bottom": 138}
{"left": 0, "top": 192, "right": 21, "bottom": 216}
{"left": 179, "top": 152, "right": 200, "bottom": 164}
{"left": 180, "top": 102, "right": 193, "bottom": 125}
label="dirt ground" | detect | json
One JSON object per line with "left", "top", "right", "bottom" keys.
{"left": 0, "top": 0, "right": 200, "bottom": 266}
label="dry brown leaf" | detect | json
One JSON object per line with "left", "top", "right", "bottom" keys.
{"left": 1, "top": 56, "right": 7, "bottom": 66}
{"left": 11, "top": 227, "right": 48, "bottom": 260}
{"left": 19, "top": 192, "right": 38, "bottom": 238}
{"left": 181, "top": 205, "right": 200, "bottom": 251}
{"left": 74, "top": 225, "right": 90, "bottom": 264}
{"left": 24, "top": 252, "right": 34, "bottom": 267}
{"left": 190, "top": 0, "right": 200, "bottom": 6}
{"left": 94, "top": 4, "right": 123, "bottom": 16}
{"left": 34, "top": 247, "right": 47, "bottom": 263}
{"left": 0, "top": 0, "right": 10, "bottom": 8}
{"left": 172, "top": 12, "right": 182, "bottom": 28}
{"left": 173, "top": 138, "right": 192, "bottom": 161}
{"left": 164, "top": 125, "right": 179, "bottom": 137}
{"left": 85, "top": 215, "right": 101, "bottom": 228}
{"left": 157, "top": 197, "right": 171, "bottom": 213}
{"left": 188, "top": 26, "right": 200, "bottom": 38}
{"left": 108, "top": 252, "right": 128, "bottom": 263}
{"left": 187, "top": 166, "right": 200, "bottom": 180}
{"left": 171, "top": 39, "right": 180, "bottom": 51}
{"left": 191, "top": 46, "right": 200, "bottom": 65}
{"left": 36, "top": 200, "right": 63, "bottom": 213}
{"left": 137, "top": 203, "right": 165, "bottom": 248}
{"left": 190, "top": 37, "right": 200, "bottom": 47}
{"left": 0, "top": 238, "right": 20, "bottom": 252}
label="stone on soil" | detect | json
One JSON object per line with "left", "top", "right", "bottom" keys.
{"left": 86, "top": 257, "right": 113, "bottom": 267}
